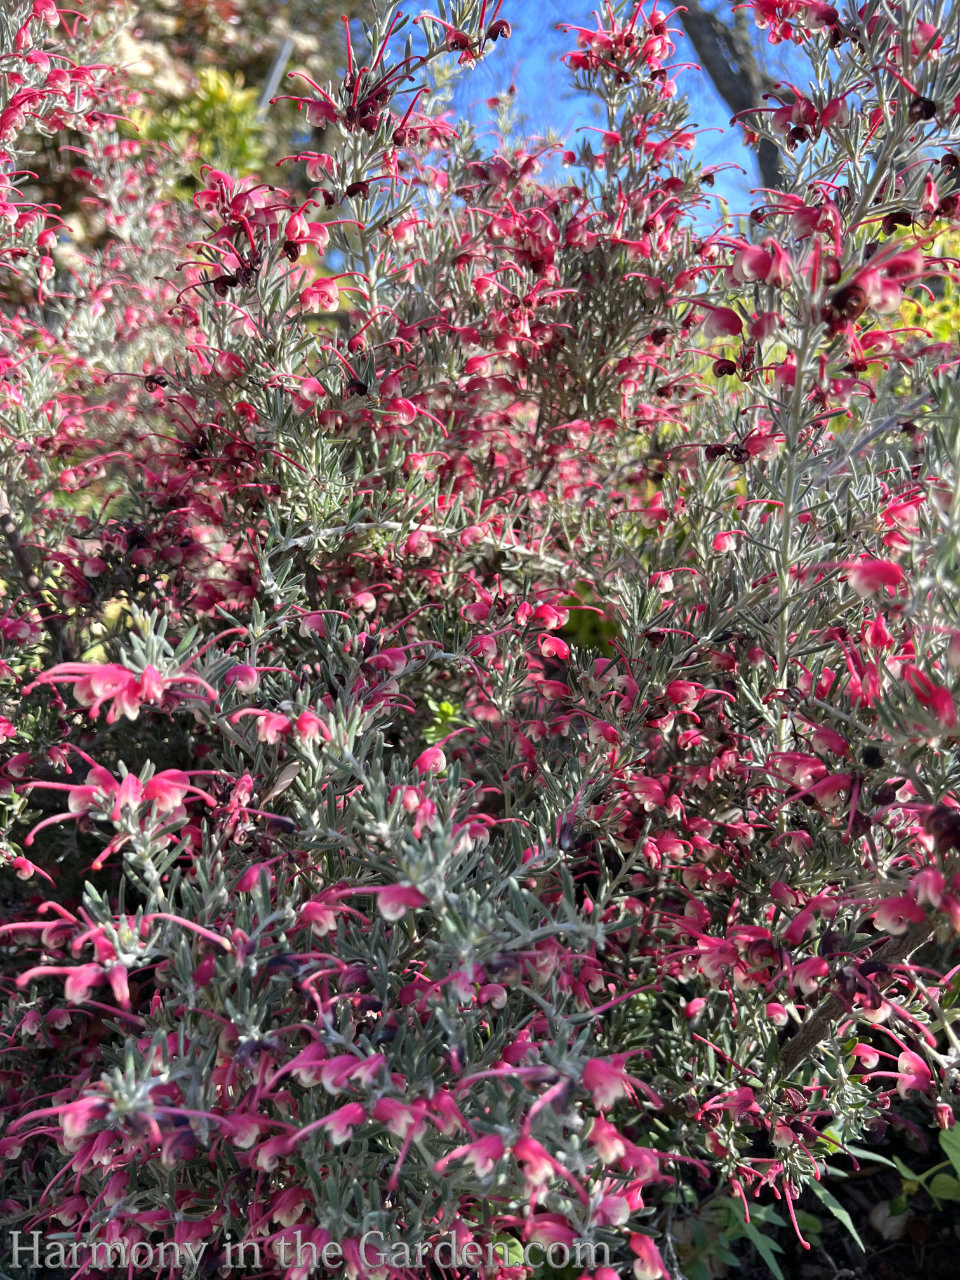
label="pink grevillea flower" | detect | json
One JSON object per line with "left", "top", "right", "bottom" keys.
{"left": 300, "top": 277, "right": 341, "bottom": 312}
{"left": 629, "top": 1233, "right": 668, "bottom": 1280}
{"left": 230, "top": 709, "right": 293, "bottom": 743}
{"left": 712, "top": 530, "right": 745, "bottom": 553}
{"left": 375, "top": 1096, "right": 432, "bottom": 1190}
{"left": 538, "top": 633, "right": 570, "bottom": 660}
{"left": 223, "top": 663, "right": 259, "bottom": 692}
{"left": 434, "top": 1133, "right": 505, "bottom": 1177}
{"left": 24, "top": 661, "right": 215, "bottom": 722}
{"left": 588, "top": 1116, "right": 628, "bottom": 1163}
{"left": 846, "top": 557, "right": 905, "bottom": 597}
{"left": 15, "top": 961, "right": 107, "bottom": 1004}
{"left": 766, "top": 1002, "right": 790, "bottom": 1027}
{"left": 318, "top": 1053, "right": 366, "bottom": 1094}
{"left": 696, "top": 936, "right": 738, "bottom": 981}
{"left": 730, "top": 240, "right": 792, "bottom": 287}
{"left": 531, "top": 602, "right": 570, "bottom": 629}
{"left": 270, "top": 1186, "right": 308, "bottom": 1227}
{"left": 698, "top": 304, "right": 743, "bottom": 340}
{"left": 793, "top": 955, "right": 829, "bottom": 995}
{"left": 664, "top": 679, "right": 703, "bottom": 709}
{"left": 807, "top": 772, "right": 854, "bottom": 811}
{"left": 523, "top": 1213, "right": 578, "bottom": 1248}
{"left": 631, "top": 776, "right": 665, "bottom": 810}
{"left": 255, "top": 1135, "right": 294, "bottom": 1171}
{"left": 809, "top": 724, "right": 849, "bottom": 755}
{"left": 377, "top": 884, "right": 428, "bottom": 920}
{"left": 22, "top": 766, "right": 216, "bottom": 847}
{"left": 11, "top": 1094, "right": 108, "bottom": 1142}
{"left": 896, "top": 1050, "right": 933, "bottom": 1098}
{"left": 697, "top": 1086, "right": 761, "bottom": 1122}
{"left": 768, "top": 751, "right": 827, "bottom": 788}
{"left": 412, "top": 746, "right": 446, "bottom": 774}
{"left": 235, "top": 862, "right": 275, "bottom": 893}
{"left": 621, "top": 1143, "right": 665, "bottom": 1181}
{"left": 298, "top": 898, "right": 338, "bottom": 936}
{"left": 582, "top": 1054, "right": 662, "bottom": 1110}
{"left": 850, "top": 1042, "right": 881, "bottom": 1070}
{"left": 320, "top": 1102, "right": 366, "bottom": 1145}
{"left": 278, "top": 1100, "right": 367, "bottom": 1154}
{"left": 373, "top": 1097, "right": 428, "bottom": 1139}
{"left": 936, "top": 1104, "right": 956, "bottom": 1130}
{"left": 590, "top": 1191, "right": 632, "bottom": 1227}
{"left": 874, "top": 896, "right": 927, "bottom": 935}
{"left": 513, "top": 1137, "right": 576, "bottom": 1191}
{"left": 295, "top": 709, "right": 330, "bottom": 742}
{"left": 903, "top": 667, "right": 957, "bottom": 729}
{"left": 274, "top": 1042, "right": 327, "bottom": 1089}
{"left": 911, "top": 868, "right": 945, "bottom": 908}
{"left": 636, "top": 492, "right": 670, "bottom": 529}
{"left": 8, "top": 855, "right": 54, "bottom": 885}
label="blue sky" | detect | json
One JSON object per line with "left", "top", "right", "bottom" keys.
{"left": 446, "top": 0, "right": 783, "bottom": 216}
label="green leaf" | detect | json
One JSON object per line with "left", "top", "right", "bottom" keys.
{"left": 821, "top": 1135, "right": 897, "bottom": 1170}
{"left": 489, "top": 1236, "right": 524, "bottom": 1268}
{"left": 728, "top": 1199, "right": 785, "bottom": 1280}
{"left": 939, "top": 1125, "right": 960, "bottom": 1177}
{"left": 809, "top": 1182, "right": 866, "bottom": 1253}
{"left": 793, "top": 1209, "right": 823, "bottom": 1239}
{"left": 928, "top": 1173, "right": 960, "bottom": 1202}
{"left": 892, "top": 1155, "right": 920, "bottom": 1180}
{"left": 740, "top": 1220, "right": 785, "bottom": 1280}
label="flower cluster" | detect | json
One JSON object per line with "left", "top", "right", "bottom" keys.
{"left": 1, "top": 0, "right": 960, "bottom": 1277}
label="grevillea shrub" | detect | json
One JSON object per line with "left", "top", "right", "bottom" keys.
{"left": 3, "top": 0, "right": 960, "bottom": 1276}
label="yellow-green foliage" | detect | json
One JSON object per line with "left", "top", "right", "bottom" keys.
{"left": 902, "top": 231, "right": 960, "bottom": 343}
{"left": 560, "top": 586, "right": 622, "bottom": 653}
{"left": 133, "top": 69, "right": 266, "bottom": 176}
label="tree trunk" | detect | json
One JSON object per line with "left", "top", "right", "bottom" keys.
{"left": 679, "top": 0, "right": 781, "bottom": 191}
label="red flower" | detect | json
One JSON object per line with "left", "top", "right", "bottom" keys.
{"left": 846, "top": 557, "right": 905, "bottom": 597}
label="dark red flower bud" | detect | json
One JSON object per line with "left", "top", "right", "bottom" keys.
{"left": 909, "top": 96, "right": 938, "bottom": 121}
{"left": 820, "top": 255, "right": 842, "bottom": 286}
{"left": 830, "top": 283, "right": 867, "bottom": 321}
{"left": 881, "top": 209, "right": 912, "bottom": 235}
{"left": 923, "top": 804, "right": 960, "bottom": 852}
